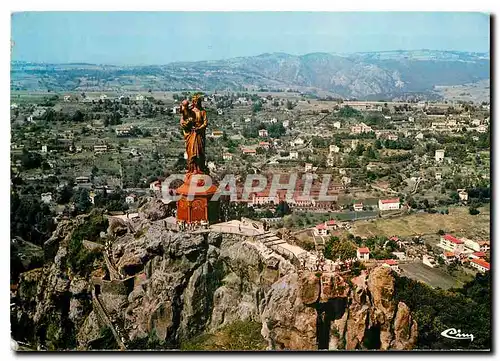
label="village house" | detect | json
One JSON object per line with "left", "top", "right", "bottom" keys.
{"left": 435, "top": 149, "right": 445, "bottom": 162}
{"left": 125, "top": 194, "right": 137, "bottom": 204}
{"left": 329, "top": 144, "right": 340, "bottom": 153}
{"left": 258, "top": 129, "right": 268, "bottom": 137}
{"left": 350, "top": 122, "right": 373, "bottom": 134}
{"left": 333, "top": 121, "right": 341, "bottom": 129}
{"left": 357, "top": 247, "right": 370, "bottom": 261}
{"left": 94, "top": 144, "right": 108, "bottom": 154}
{"left": 64, "top": 95, "right": 71, "bottom": 102}
{"left": 351, "top": 139, "right": 359, "bottom": 150}
{"left": 469, "top": 258, "right": 490, "bottom": 273}
{"left": 478, "top": 241, "right": 490, "bottom": 252}
{"left": 282, "top": 120, "right": 290, "bottom": 128}
{"left": 289, "top": 151, "right": 299, "bottom": 160}
{"left": 41, "top": 145, "right": 48, "bottom": 153}
{"left": 415, "top": 132, "right": 424, "bottom": 140}
{"left": 250, "top": 191, "right": 280, "bottom": 207}
{"left": 210, "top": 130, "right": 224, "bottom": 138}
{"left": 381, "top": 259, "right": 399, "bottom": 272}
{"left": 100, "top": 94, "right": 108, "bottom": 101}
{"left": 259, "top": 141, "right": 271, "bottom": 150}
{"left": 353, "top": 202, "right": 363, "bottom": 212}
{"left": 217, "top": 109, "right": 224, "bottom": 115}
{"left": 469, "top": 252, "right": 486, "bottom": 260}
{"left": 115, "top": 125, "right": 134, "bottom": 136}
{"left": 341, "top": 176, "right": 351, "bottom": 185}
{"left": 135, "top": 94, "right": 145, "bottom": 101}
{"left": 471, "top": 119, "right": 481, "bottom": 126}
{"left": 435, "top": 172, "right": 442, "bottom": 180}
{"left": 439, "top": 234, "right": 465, "bottom": 253}
{"left": 41, "top": 192, "right": 53, "bottom": 204}
{"left": 314, "top": 223, "right": 329, "bottom": 236}
{"left": 222, "top": 153, "right": 233, "bottom": 161}
{"left": 441, "top": 251, "right": 457, "bottom": 264}
{"left": 422, "top": 254, "right": 437, "bottom": 268}
{"left": 458, "top": 189, "right": 469, "bottom": 202}
{"left": 75, "top": 176, "right": 90, "bottom": 184}
{"left": 291, "top": 137, "right": 305, "bottom": 147}
{"left": 477, "top": 125, "right": 487, "bottom": 133}
{"left": 242, "top": 148, "right": 257, "bottom": 156}
{"left": 304, "top": 163, "right": 313, "bottom": 172}
{"left": 244, "top": 117, "right": 252, "bottom": 123}
{"left": 378, "top": 198, "right": 400, "bottom": 211}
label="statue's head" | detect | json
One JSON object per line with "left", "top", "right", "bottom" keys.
{"left": 191, "top": 94, "right": 203, "bottom": 109}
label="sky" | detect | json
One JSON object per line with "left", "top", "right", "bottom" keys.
{"left": 11, "top": 12, "right": 490, "bottom": 65}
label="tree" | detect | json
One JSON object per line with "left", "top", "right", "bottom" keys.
{"left": 252, "top": 101, "right": 263, "bottom": 113}
{"left": 324, "top": 237, "right": 357, "bottom": 261}
{"left": 469, "top": 207, "right": 480, "bottom": 215}
{"left": 275, "top": 201, "right": 291, "bottom": 217}
{"left": 73, "top": 188, "right": 92, "bottom": 214}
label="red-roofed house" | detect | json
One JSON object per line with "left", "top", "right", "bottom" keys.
{"left": 469, "top": 252, "right": 486, "bottom": 259}
{"left": 242, "top": 148, "right": 257, "bottom": 156}
{"left": 357, "top": 247, "right": 370, "bottom": 261}
{"left": 439, "top": 234, "right": 465, "bottom": 253}
{"left": 470, "top": 258, "right": 490, "bottom": 273}
{"left": 314, "top": 223, "right": 329, "bottom": 236}
{"left": 478, "top": 241, "right": 490, "bottom": 252}
{"left": 259, "top": 141, "right": 271, "bottom": 149}
{"left": 381, "top": 259, "right": 399, "bottom": 272}
{"left": 378, "top": 198, "right": 400, "bottom": 211}
{"left": 441, "top": 251, "right": 457, "bottom": 264}
{"left": 353, "top": 202, "right": 364, "bottom": 212}
{"left": 250, "top": 191, "right": 279, "bottom": 206}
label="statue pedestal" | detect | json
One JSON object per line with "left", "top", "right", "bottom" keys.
{"left": 176, "top": 173, "right": 219, "bottom": 224}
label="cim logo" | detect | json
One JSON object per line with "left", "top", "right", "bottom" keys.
{"left": 441, "top": 328, "right": 474, "bottom": 342}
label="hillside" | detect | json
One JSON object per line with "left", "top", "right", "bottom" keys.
{"left": 11, "top": 50, "right": 490, "bottom": 100}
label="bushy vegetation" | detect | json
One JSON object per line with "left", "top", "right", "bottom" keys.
{"left": 180, "top": 320, "right": 266, "bottom": 351}
{"left": 394, "top": 272, "right": 490, "bottom": 350}
{"left": 67, "top": 211, "right": 108, "bottom": 275}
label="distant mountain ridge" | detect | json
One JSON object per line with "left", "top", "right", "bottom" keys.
{"left": 11, "top": 50, "right": 490, "bottom": 99}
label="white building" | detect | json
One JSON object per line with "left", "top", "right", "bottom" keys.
{"left": 314, "top": 223, "right": 329, "bottom": 236}
{"left": 381, "top": 259, "right": 399, "bottom": 272}
{"left": 435, "top": 149, "right": 445, "bottom": 162}
{"left": 282, "top": 120, "right": 290, "bottom": 128}
{"left": 125, "top": 194, "right": 137, "bottom": 204}
{"left": 458, "top": 189, "right": 469, "bottom": 202}
{"left": 135, "top": 94, "right": 145, "bottom": 101}
{"left": 41, "top": 192, "right": 52, "bottom": 204}
{"left": 470, "top": 258, "right": 490, "bottom": 273}
{"left": 422, "top": 254, "right": 437, "bottom": 268}
{"left": 333, "top": 121, "right": 341, "bottom": 129}
{"left": 41, "top": 145, "right": 48, "bottom": 153}
{"left": 351, "top": 122, "right": 373, "bottom": 134}
{"left": 378, "top": 198, "right": 400, "bottom": 211}
{"left": 258, "top": 129, "right": 268, "bottom": 137}
{"left": 289, "top": 151, "right": 299, "bottom": 160}
{"left": 353, "top": 203, "right": 363, "bottom": 212}
{"left": 439, "top": 234, "right": 465, "bottom": 253}
{"left": 304, "top": 163, "right": 313, "bottom": 172}
{"left": 291, "top": 138, "right": 305, "bottom": 147}
{"left": 357, "top": 247, "right": 370, "bottom": 261}
{"left": 329, "top": 145, "right": 340, "bottom": 154}
{"left": 435, "top": 172, "right": 442, "bottom": 180}
{"left": 222, "top": 153, "right": 233, "bottom": 161}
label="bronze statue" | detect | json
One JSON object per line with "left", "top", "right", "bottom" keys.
{"left": 180, "top": 94, "right": 208, "bottom": 175}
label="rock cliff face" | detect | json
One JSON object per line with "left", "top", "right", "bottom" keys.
{"left": 11, "top": 203, "right": 417, "bottom": 350}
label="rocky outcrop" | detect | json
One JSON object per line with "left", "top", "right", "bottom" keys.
{"left": 261, "top": 267, "right": 418, "bottom": 350}
{"left": 12, "top": 200, "right": 418, "bottom": 351}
